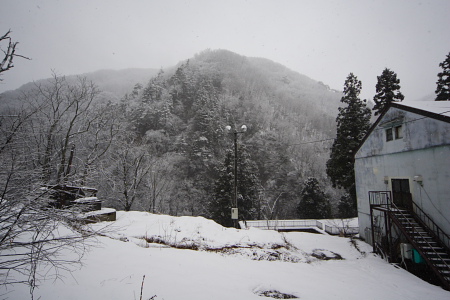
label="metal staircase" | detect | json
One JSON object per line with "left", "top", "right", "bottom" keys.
{"left": 389, "top": 209, "right": 450, "bottom": 290}
{"left": 369, "top": 191, "right": 450, "bottom": 290}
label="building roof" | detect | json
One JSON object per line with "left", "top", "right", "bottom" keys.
{"left": 355, "top": 100, "right": 450, "bottom": 155}
{"left": 392, "top": 101, "right": 450, "bottom": 122}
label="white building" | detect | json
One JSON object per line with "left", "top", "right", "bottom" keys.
{"left": 355, "top": 101, "right": 450, "bottom": 241}
{"left": 354, "top": 100, "right": 450, "bottom": 288}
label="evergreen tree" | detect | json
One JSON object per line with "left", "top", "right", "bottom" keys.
{"left": 297, "top": 177, "right": 331, "bottom": 219}
{"left": 142, "top": 69, "right": 165, "bottom": 103}
{"left": 209, "top": 150, "right": 234, "bottom": 227}
{"left": 436, "top": 52, "right": 450, "bottom": 101}
{"left": 209, "top": 146, "right": 260, "bottom": 227}
{"left": 336, "top": 193, "right": 357, "bottom": 218}
{"left": 372, "top": 68, "right": 404, "bottom": 115}
{"left": 326, "top": 73, "right": 371, "bottom": 216}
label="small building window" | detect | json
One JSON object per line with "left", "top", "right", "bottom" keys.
{"left": 386, "top": 125, "right": 403, "bottom": 142}
{"left": 386, "top": 128, "right": 393, "bottom": 141}
{"left": 394, "top": 125, "right": 403, "bottom": 139}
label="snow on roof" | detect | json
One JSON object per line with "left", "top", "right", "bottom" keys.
{"left": 395, "top": 100, "right": 450, "bottom": 118}
{"left": 73, "top": 197, "right": 100, "bottom": 203}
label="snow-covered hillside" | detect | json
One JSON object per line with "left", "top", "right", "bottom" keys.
{"left": 3, "top": 211, "right": 450, "bottom": 300}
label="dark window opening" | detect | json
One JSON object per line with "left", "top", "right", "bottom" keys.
{"left": 386, "top": 125, "right": 403, "bottom": 142}
{"left": 394, "top": 125, "right": 403, "bottom": 139}
{"left": 386, "top": 128, "right": 393, "bottom": 141}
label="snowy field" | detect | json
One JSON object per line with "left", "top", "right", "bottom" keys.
{"left": 2, "top": 211, "right": 450, "bottom": 300}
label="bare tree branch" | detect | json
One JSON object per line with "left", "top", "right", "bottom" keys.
{"left": 0, "top": 30, "right": 30, "bottom": 80}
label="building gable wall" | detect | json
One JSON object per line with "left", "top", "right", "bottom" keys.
{"left": 355, "top": 106, "right": 450, "bottom": 243}
{"left": 356, "top": 107, "right": 450, "bottom": 159}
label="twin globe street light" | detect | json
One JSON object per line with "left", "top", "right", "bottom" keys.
{"left": 225, "top": 124, "right": 247, "bottom": 228}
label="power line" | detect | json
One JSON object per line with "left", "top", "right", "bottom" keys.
{"left": 288, "top": 137, "right": 335, "bottom": 146}
{"left": 288, "top": 108, "right": 450, "bottom": 146}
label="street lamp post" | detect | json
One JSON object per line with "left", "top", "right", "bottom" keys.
{"left": 225, "top": 124, "right": 247, "bottom": 228}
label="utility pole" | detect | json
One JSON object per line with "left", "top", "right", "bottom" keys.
{"left": 225, "top": 124, "right": 247, "bottom": 228}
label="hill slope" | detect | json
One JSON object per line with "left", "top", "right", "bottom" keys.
{"left": 119, "top": 49, "right": 343, "bottom": 218}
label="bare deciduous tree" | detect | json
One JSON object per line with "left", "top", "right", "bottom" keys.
{"left": 101, "top": 136, "right": 153, "bottom": 211}
{"left": 146, "top": 153, "right": 177, "bottom": 214}
{"left": 0, "top": 70, "right": 108, "bottom": 298}
{"left": 0, "top": 30, "right": 29, "bottom": 80}
{"left": 0, "top": 111, "right": 100, "bottom": 298}
{"left": 23, "top": 74, "right": 100, "bottom": 184}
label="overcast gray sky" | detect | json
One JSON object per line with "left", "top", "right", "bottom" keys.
{"left": 1, "top": 0, "right": 449, "bottom": 101}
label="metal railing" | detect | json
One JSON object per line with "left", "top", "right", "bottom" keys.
{"left": 369, "top": 191, "right": 450, "bottom": 251}
{"left": 243, "top": 219, "right": 317, "bottom": 230}
{"left": 388, "top": 204, "right": 450, "bottom": 289}
{"left": 369, "top": 191, "right": 392, "bottom": 208}
{"left": 241, "top": 219, "right": 359, "bottom": 235}
{"left": 324, "top": 224, "right": 359, "bottom": 235}
{"left": 412, "top": 201, "right": 450, "bottom": 251}
{"left": 369, "top": 190, "right": 450, "bottom": 289}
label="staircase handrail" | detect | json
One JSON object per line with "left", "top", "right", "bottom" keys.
{"left": 388, "top": 202, "right": 450, "bottom": 289}
{"left": 369, "top": 191, "right": 450, "bottom": 289}
{"left": 369, "top": 191, "right": 392, "bottom": 208}
{"left": 369, "top": 191, "right": 450, "bottom": 251}
{"left": 411, "top": 201, "right": 450, "bottom": 252}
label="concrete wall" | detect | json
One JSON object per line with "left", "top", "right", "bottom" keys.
{"left": 355, "top": 107, "right": 450, "bottom": 243}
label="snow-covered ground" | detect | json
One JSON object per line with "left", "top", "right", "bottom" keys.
{"left": 3, "top": 211, "right": 450, "bottom": 300}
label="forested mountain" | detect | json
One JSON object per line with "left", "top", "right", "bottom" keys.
{"left": 0, "top": 49, "right": 343, "bottom": 221}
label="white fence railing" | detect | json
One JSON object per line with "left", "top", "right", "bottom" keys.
{"left": 240, "top": 218, "right": 359, "bottom": 236}
{"left": 324, "top": 224, "right": 359, "bottom": 235}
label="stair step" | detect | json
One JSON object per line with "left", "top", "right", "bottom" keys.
{"left": 426, "top": 252, "right": 449, "bottom": 256}
{"left": 408, "top": 235, "right": 430, "bottom": 238}
{"left": 430, "top": 257, "right": 450, "bottom": 261}
{"left": 435, "top": 264, "right": 450, "bottom": 269}
{"left": 407, "top": 231, "right": 429, "bottom": 235}
{"left": 422, "top": 247, "right": 445, "bottom": 251}
{"left": 402, "top": 224, "right": 422, "bottom": 228}
{"left": 428, "top": 252, "right": 450, "bottom": 256}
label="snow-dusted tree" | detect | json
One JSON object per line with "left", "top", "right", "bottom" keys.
{"left": 372, "top": 68, "right": 404, "bottom": 115}
{"left": 75, "top": 99, "right": 121, "bottom": 186}
{"left": 0, "top": 75, "right": 102, "bottom": 295}
{"left": 435, "top": 52, "right": 450, "bottom": 101}
{"left": 296, "top": 177, "right": 331, "bottom": 219}
{"left": 209, "top": 150, "right": 234, "bottom": 226}
{"left": 146, "top": 153, "right": 178, "bottom": 213}
{"left": 22, "top": 73, "right": 99, "bottom": 184}
{"left": 0, "top": 187, "right": 97, "bottom": 295}
{"left": 326, "top": 73, "right": 371, "bottom": 216}
{"left": 101, "top": 135, "right": 152, "bottom": 212}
